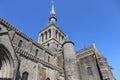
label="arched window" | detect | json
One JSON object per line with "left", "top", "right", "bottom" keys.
{"left": 45, "top": 32, "right": 47, "bottom": 40}
{"left": 59, "top": 34, "right": 61, "bottom": 41}
{"left": 87, "top": 67, "right": 93, "bottom": 75}
{"left": 56, "top": 31, "right": 58, "bottom": 39}
{"left": 46, "top": 77, "right": 50, "bottom": 80}
{"left": 47, "top": 43, "right": 50, "bottom": 48}
{"left": 35, "top": 49, "right": 38, "bottom": 56}
{"left": 48, "top": 29, "right": 51, "bottom": 38}
{"left": 62, "top": 36, "right": 64, "bottom": 41}
{"left": 18, "top": 40, "right": 22, "bottom": 47}
{"left": 22, "top": 72, "right": 28, "bottom": 80}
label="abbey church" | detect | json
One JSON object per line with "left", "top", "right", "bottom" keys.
{"left": 0, "top": 1, "right": 115, "bottom": 80}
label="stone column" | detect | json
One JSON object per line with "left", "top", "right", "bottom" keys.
{"left": 60, "top": 35, "right": 62, "bottom": 43}
{"left": 40, "top": 34, "right": 42, "bottom": 43}
{"left": 47, "top": 31, "right": 49, "bottom": 39}
{"left": 62, "top": 41, "right": 80, "bottom": 80}
{"left": 57, "top": 32, "right": 59, "bottom": 40}
{"left": 51, "top": 28, "right": 54, "bottom": 38}
{"left": 44, "top": 33, "right": 46, "bottom": 41}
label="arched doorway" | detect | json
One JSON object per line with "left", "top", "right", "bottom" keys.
{"left": 0, "top": 44, "right": 14, "bottom": 79}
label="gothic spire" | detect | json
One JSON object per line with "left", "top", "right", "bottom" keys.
{"left": 49, "top": 0, "right": 57, "bottom": 24}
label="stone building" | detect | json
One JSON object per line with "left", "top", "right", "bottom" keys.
{"left": 0, "top": 1, "right": 115, "bottom": 80}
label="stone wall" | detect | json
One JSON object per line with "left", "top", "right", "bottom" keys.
{"left": 0, "top": 18, "right": 64, "bottom": 80}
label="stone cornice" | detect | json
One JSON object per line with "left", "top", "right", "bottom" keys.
{"left": 39, "top": 23, "right": 66, "bottom": 36}
{"left": 41, "top": 38, "right": 62, "bottom": 46}
{"left": 62, "top": 41, "right": 74, "bottom": 47}
{"left": 0, "top": 18, "right": 53, "bottom": 56}
{"left": 76, "top": 46, "right": 94, "bottom": 59}
{"left": 76, "top": 46, "right": 93, "bottom": 54}
{"left": 13, "top": 45, "right": 63, "bottom": 73}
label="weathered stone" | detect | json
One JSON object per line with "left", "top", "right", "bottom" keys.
{"left": 0, "top": 14, "right": 115, "bottom": 80}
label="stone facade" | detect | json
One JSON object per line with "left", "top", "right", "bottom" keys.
{"left": 0, "top": 2, "right": 115, "bottom": 80}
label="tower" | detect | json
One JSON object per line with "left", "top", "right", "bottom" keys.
{"left": 38, "top": 0, "right": 66, "bottom": 53}
{"left": 62, "top": 39, "right": 80, "bottom": 80}
{"left": 38, "top": 0, "right": 66, "bottom": 68}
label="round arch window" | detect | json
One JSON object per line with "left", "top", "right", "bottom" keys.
{"left": 46, "top": 77, "right": 50, "bottom": 80}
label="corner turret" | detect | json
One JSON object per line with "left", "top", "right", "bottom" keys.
{"left": 62, "top": 39, "right": 80, "bottom": 80}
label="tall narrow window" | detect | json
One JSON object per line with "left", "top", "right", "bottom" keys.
{"left": 35, "top": 49, "right": 38, "bottom": 56}
{"left": 22, "top": 72, "right": 28, "bottom": 80}
{"left": 48, "top": 56, "right": 50, "bottom": 63}
{"left": 56, "top": 31, "right": 58, "bottom": 39}
{"left": 47, "top": 43, "right": 50, "bottom": 48}
{"left": 87, "top": 67, "right": 93, "bottom": 75}
{"left": 48, "top": 29, "right": 51, "bottom": 38}
{"left": 57, "top": 44, "right": 59, "bottom": 48}
{"left": 59, "top": 34, "right": 61, "bottom": 41}
{"left": 18, "top": 40, "right": 22, "bottom": 47}
{"left": 62, "top": 36, "right": 64, "bottom": 41}
{"left": 45, "top": 32, "right": 47, "bottom": 40}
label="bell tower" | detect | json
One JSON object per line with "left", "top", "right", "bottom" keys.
{"left": 38, "top": 0, "right": 66, "bottom": 53}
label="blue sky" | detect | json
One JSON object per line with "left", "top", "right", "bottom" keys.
{"left": 0, "top": 0, "right": 119, "bottom": 79}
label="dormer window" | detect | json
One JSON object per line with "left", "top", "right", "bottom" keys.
{"left": 18, "top": 40, "right": 22, "bottom": 47}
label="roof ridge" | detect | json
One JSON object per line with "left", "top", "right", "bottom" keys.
{"left": 0, "top": 18, "right": 53, "bottom": 55}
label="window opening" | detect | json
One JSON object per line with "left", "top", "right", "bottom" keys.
{"left": 22, "top": 72, "right": 28, "bottom": 80}
{"left": 18, "top": 40, "right": 22, "bottom": 47}
{"left": 35, "top": 49, "right": 38, "bottom": 56}
{"left": 87, "top": 67, "right": 93, "bottom": 75}
{"left": 48, "top": 56, "right": 50, "bottom": 63}
{"left": 48, "top": 29, "right": 51, "bottom": 38}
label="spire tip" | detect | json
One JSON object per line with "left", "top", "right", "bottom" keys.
{"left": 49, "top": 0, "right": 57, "bottom": 24}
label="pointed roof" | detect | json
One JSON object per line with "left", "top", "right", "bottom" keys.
{"left": 49, "top": 0, "right": 57, "bottom": 24}
{"left": 51, "top": 0, "right": 56, "bottom": 15}
{"left": 93, "top": 43, "right": 102, "bottom": 59}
